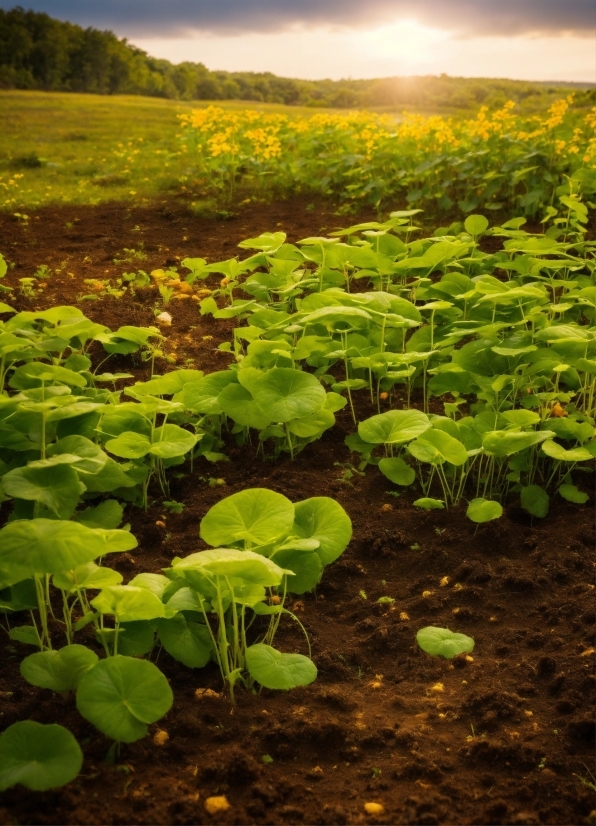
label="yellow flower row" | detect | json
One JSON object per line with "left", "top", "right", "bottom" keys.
{"left": 179, "top": 99, "right": 594, "bottom": 208}
{"left": 182, "top": 99, "right": 594, "bottom": 167}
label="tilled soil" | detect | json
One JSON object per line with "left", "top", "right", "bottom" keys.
{"left": 0, "top": 199, "right": 594, "bottom": 826}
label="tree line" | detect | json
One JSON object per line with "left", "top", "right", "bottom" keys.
{"left": 1, "top": 7, "right": 593, "bottom": 110}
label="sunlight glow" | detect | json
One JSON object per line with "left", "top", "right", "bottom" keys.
{"left": 132, "top": 20, "right": 595, "bottom": 83}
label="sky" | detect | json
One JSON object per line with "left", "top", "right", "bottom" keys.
{"left": 4, "top": 1, "right": 596, "bottom": 82}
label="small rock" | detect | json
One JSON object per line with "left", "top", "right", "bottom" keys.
{"left": 195, "top": 688, "right": 220, "bottom": 700}
{"left": 205, "top": 796, "right": 230, "bottom": 815}
{"left": 153, "top": 729, "right": 169, "bottom": 746}
{"left": 364, "top": 802, "right": 385, "bottom": 815}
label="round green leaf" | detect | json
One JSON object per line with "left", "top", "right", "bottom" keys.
{"left": 413, "top": 497, "right": 445, "bottom": 510}
{"left": 104, "top": 431, "right": 151, "bottom": 459}
{"left": 301, "top": 305, "right": 371, "bottom": 330}
{"left": 1, "top": 464, "right": 84, "bottom": 520}
{"left": 482, "top": 430, "right": 555, "bottom": 457}
{"left": 246, "top": 643, "right": 317, "bottom": 690}
{"left": 541, "top": 439, "right": 593, "bottom": 462}
{"left": 127, "top": 572, "right": 172, "bottom": 599}
{"left": 99, "top": 408, "right": 151, "bottom": 439}
{"left": 76, "top": 655, "right": 173, "bottom": 743}
{"left": 250, "top": 368, "right": 326, "bottom": 422}
{"left": 558, "top": 484, "right": 589, "bottom": 504}
{"left": 466, "top": 498, "right": 503, "bottom": 523}
{"left": 53, "top": 562, "right": 123, "bottom": 593}
{"left": 408, "top": 439, "right": 442, "bottom": 464}
{"left": 173, "top": 548, "right": 288, "bottom": 587}
{"left": 464, "top": 215, "right": 489, "bottom": 237}
{"left": 157, "top": 615, "right": 212, "bottom": 668}
{"left": 9, "top": 362, "right": 87, "bottom": 390}
{"left": 416, "top": 626, "right": 475, "bottom": 659}
{"left": 46, "top": 435, "right": 108, "bottom": 475}
{"left": 500, "top": 410, "right": 540, "bottom": 428}
{"left": 218, "top": 383, "right": 272, "bottom": 429}
{"left": 358, "top": 409, "right": 430, "bottom": 445}
{"left": 91, "top": 585, "right": 175, "bottom": 622}
{"left": 149, "top": 424, "right": 197, "bottom": 459}
{"left": 82, "top": 459, "right": 136, "bottom": 493}
{"left": 520, "top": 484, "right": 549, "bottom": 518}
{"left": 286, "top": 408, "right": 335, "bottom": 438}
{"left": 274, "top": 549, "right": 323, "bottom": 594}
{"left": 182, "top": 371, "right": 236, "bottom": 415}
{"left": 74, "top": 500, "right": 124, "bottom": 530}
{"left": 129, "top": 370, "right": 203, "bottom": 397}
{"left": 0, "top": 721, "right": 82, "bottom": 791}
{"left": 0, "top": 520, "right": 137, "bottom": 588}
{"left": 20, "top": 645, "right": 98, "bottom": 692}
{"left": 117, "top": 621, "right": 156, "bottom": 657}
{"left": 165, "top": 586, "right": 206, "bottom": 612}
{"left": 239, "top": 231, "right": 286, "bottom": 252}
{"left": 200, "top": 487, "right": 295, "bottom": 548}
{"left": 416, "top": 429, "right": 468, "bottom": 466}
{"left": 292, "top": 497, "right": 352, "bottom": 565}
{"left": 378, "top": 457, "right": 416, "bottom": 486}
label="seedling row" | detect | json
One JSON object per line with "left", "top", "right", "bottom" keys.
{"left": 0, "top": 181, "right": 593, "bottom": 793}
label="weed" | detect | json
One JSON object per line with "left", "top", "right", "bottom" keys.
{"left": 158, "top": 285, "right": 174, "bottom": 306}
{"left": 574, "top": 767, "right": 596, "bottom": 793}
{"left": 113, "top": 247, "right": 147, "bottom": 265}
{"left": 33, "top": 264, "right": 51, "bottom": 280}
{"left": 162, "top": 501, "right": 184, "bottom": 514}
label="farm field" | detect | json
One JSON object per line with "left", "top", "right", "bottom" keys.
{"left": 0, "top": 91, "right": 365, "bottom": 212}
{"left": 0, "top": 91, "right": 594, "bottom": 826}
{"left": 1, "top": 90, "right": 594, "bottom": 218}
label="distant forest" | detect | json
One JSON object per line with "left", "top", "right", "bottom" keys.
{"left": 1, "top": 7, "right": 594, "bottom": 110}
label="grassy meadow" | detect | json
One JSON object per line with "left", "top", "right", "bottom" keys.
{"left": 0, "top": 91, "right": 378, "bottom": 211}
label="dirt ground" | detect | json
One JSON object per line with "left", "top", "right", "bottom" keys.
{"left": 0, "top": 199, "right": 594, "bottom": 826}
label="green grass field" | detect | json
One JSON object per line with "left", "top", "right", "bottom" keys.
{"left": 0, "top": 91, "right": 199, "bottom": 210}
{"left": 0, "top": 91, "right": 382, "bottom": 212}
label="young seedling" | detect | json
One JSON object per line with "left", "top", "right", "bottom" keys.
{"left": 416, "top": 626, "right": 475, "bottom": 659}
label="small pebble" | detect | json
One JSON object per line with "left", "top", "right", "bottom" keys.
{"left": 205, "top": 796, "right": 230, "bottom": 815}
{"left": 364, "top": 802, "right": 385, "bottom": 815}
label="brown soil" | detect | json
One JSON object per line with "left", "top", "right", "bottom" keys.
{"left": 0, "top": 199, "right": 595, "bottom": 826}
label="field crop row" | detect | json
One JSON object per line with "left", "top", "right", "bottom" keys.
{"left": 1, "top": 92, "right": 594, "bottom": 221}
{"left": 0, "top": 180, "right": 594, "bottom": 794}
{"left": 181, "top": 98, "right": 596, "bottom": 214}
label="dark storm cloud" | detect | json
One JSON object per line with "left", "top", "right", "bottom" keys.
{"left": 3, "top": 0, "right": 593, "bottom": 37}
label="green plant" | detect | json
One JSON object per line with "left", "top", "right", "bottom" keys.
{"left": 158, "top": 285, "right": 175, "bottom": 306}
{"left": 33, "top": 265, "right": 51, "bottom": 280}
{"left": 416, "top": 626, "right": 475, "bottom": 659}
{"left": 466, "top": 498, "right": 503, "bottom": 523}
{"left": 163, "top": 500, "right": 185, "bottom": 514}
{"left": 20, "top": 644, "right": 98, "bottom": 691}
{"left": 160, "top": 487, "right": 352, "bottom": 701}
{"left": 113, "top": 247, "right": 147, "bottom": 265}
{"left": 76, "top": 656, "right": 173, "bottom": 743}
{"left": 0, "top": 722, "right": 82, "bottom": 791}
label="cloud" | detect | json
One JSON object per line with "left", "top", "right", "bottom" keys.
{"left": 4, "top": 0, "right": 594, "bottom": 38}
